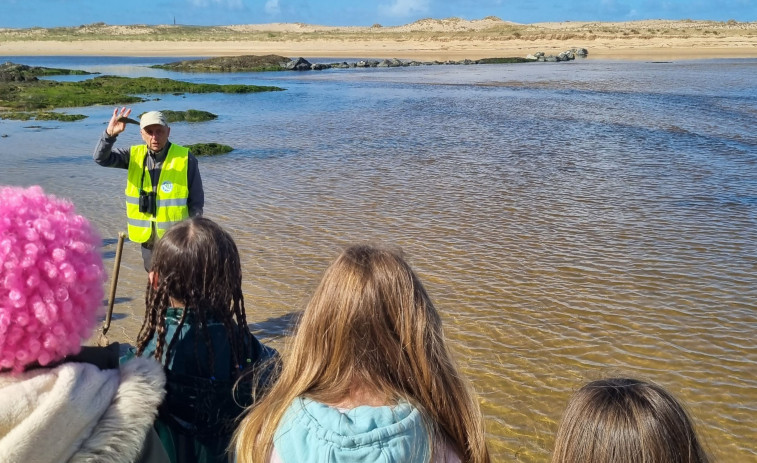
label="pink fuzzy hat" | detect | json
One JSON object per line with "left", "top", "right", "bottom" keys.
{"left": 0, "top": 186, "right": 105, "bottom": 373}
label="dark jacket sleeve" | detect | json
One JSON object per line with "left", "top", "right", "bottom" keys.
{"left": 65, "top": 343, "right": 121, "bottom": 369}
{"left": 135, "top": 427, "right": 171, "bottom": 463}
{"left": 94, "top": 130, "right": 132, "bottom": 169}
{"left": 187, "top": 153, "right": 204, "bottom": 217}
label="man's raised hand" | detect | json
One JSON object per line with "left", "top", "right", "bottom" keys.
{"left": 106, "top": 107, "right": 132, "bottom": 137}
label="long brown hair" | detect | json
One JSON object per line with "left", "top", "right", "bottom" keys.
{"left": 135, "top": 216, "right": 252, "bottom": 377}
{"left": 551, "top": 378, "right": 711, "bottom": 463}
{"left": 234, "top": 244, "right": 490, "bottom": 463}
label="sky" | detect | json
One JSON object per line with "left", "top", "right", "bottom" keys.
{"left": 1, "top": 0, "right": 755, "bottom": 29}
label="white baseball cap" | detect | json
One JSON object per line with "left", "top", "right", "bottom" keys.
{"left": 140, "top": 111, "right": 168, "bottom": 129}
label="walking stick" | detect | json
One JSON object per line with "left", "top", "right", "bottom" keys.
{"left": 99, "top": 232, "right": 126, "bottom": 346}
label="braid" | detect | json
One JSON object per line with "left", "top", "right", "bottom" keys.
{"left": 139, "top": 217, "right": 258, "bottom": 379}
{"left": 153, "top": 301, "right": 170, "bottom": 362}
{"left": 233, "top": 299, "right": 253, "bottom": 375}
{"left": 136, "top": 284, "right": 153, "bottom": 348}
{"left": 136, "top": 276, "right": 169, "bottom": 357}
{"left": 227, "top": 257, "right": 253, "bottom": 377}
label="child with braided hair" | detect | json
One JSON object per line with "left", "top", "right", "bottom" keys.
{"left": 133, "top": 216, "right": 277, "bottom": 463}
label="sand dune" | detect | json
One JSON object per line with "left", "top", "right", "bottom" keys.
{"left": 1, "top": 18, "right": 756, "bottom": 60}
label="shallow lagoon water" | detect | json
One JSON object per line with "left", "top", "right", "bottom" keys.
{"left": 1, "top": 56, "right": 756, "bottom": 461}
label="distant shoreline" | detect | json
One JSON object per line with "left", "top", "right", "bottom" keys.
{"left": 2, "top": 18, "right": 756, "bottom": 61}
{"left": 2, "top": 40, "right": 756, "bottom": 61}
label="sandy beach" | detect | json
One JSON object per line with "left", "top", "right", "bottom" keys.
{"left": 1, "top": 18, "right": 756, "bottom": 61}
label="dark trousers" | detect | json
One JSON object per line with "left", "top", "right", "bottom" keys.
{"left": 141, "top": 243, "right": 153, "bottom": 272}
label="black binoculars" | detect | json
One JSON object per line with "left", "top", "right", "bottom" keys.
{"left": 138, "top": 190, "right": 157, "bottom": 216}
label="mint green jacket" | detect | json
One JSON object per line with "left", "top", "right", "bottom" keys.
{"left": 272, "top": 397, "right": 436, "bottom": 463}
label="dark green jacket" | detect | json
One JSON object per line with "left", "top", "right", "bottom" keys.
{"left": 133, "top": 309, "right": 279, "bottom": 463}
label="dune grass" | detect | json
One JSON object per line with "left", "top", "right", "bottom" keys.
{"left": 0, "top": 19, "right": 754, "bottom": 44}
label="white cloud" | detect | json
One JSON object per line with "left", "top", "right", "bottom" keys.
{"left": 265, "top": 0, "right": 280, "bottom": 15}
{"left": 379, "top": 0, "right": 430, "bottom": 17}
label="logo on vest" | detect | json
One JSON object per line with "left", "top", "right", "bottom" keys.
{"left": 160, "top": 181, "right": 174, "bottom": 194}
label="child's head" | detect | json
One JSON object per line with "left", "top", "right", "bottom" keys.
{"left": 136, "top": 216, "right": 250, "bottom": 369}
{"left": 291, "top": 243, "right": 443, "bottom": 401}
{"left": 552, "top": 378, "right": 710, "bottom": 463}
{"left": 235, "top": 243, "right": 490, "bottom": 463}
{"left": 0, "top": 186, "right": 105, "bottom": 373}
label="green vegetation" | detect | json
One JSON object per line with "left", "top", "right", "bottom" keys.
{"left": 0, "top": 73, "right": 284, "bottom": 113}
{"left": 187, "top": 142, "right": 233, "bottom": 156}
{"left": 152, "top": 55, "right": 290, "bottom": 72}
{"left": 0, "top": 111, "right": 87, "bottom": 121}
{"left": 158, "top": 109, "right": 218, "bottom": 123}
{"left": 0, "top": 62, "right": 93, "bottom": 82}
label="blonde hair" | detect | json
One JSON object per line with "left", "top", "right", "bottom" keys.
{"left": 551, "top": 378, "right": 711, "bottom": 463}
{"left": 234, "top": 244, "right": 490, "bottom": 463}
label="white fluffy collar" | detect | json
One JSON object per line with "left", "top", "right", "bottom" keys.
{"left": 0, "top": 357, "right": 165, "bottom": 463}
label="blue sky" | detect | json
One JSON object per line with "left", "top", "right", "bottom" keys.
{"left": 1, "top": 0, "right": 755, "bottom": 29}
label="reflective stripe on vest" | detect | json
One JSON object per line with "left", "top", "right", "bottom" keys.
{"left": 125, "top": 144, "right": 190, "bottom": 243}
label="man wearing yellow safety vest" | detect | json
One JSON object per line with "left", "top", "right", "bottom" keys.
{"left": 94, "top": 107, "right": 204, "bottom": 271}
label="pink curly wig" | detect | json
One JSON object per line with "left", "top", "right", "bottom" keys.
{"left": 0, "top": 186, "right": 105, "bottom": 373}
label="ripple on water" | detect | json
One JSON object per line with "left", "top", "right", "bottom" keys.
{"left": 2, "top": 59, "right": 756, "bottom": 462}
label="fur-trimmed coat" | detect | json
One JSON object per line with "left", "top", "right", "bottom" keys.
{"left": 0, "top": 355, "right": 166, "bottom": 463}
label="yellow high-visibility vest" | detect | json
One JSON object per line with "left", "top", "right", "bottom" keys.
{"left": 125, "top": 144, "right": 190, "bottom": 243}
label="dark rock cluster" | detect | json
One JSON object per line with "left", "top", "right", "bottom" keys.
{"left": 285, "top": 56, "right": 540, "bottom": 71}
{"left": 0, "top": 62, "right": 94, "bottom": 82}
{"left": 525, "top": 48, "right": 589, "bottom": 62}
{"left": 0, "top": 62, "right": 40, "bottom": 82}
